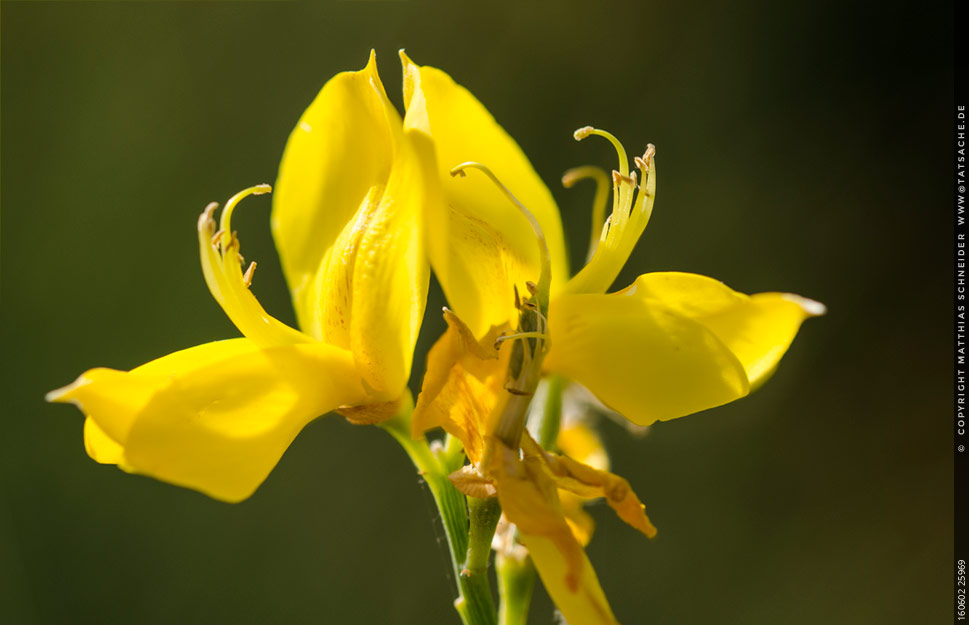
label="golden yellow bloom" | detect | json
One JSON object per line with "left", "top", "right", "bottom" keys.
{"left": 401, "top": 52, "right": 824, "bottom": 426}
{"left": 402, "top": 51, "right": 823, "bottom": 625}
{"left": 47, "top": 52, "right": 436, "bottom": 503}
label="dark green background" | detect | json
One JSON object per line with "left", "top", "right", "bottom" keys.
{"left": 1, "top": 1, "right": 953, "bottom": 624}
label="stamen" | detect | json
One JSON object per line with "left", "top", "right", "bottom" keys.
{"left": 561, "top": 138, "right": 658, "bottom": 296}
{"left": 575, "top": 126, "right": 637, "bottom": 230}
{"left": 243, "top": 261, "right": 257, "bottom": 287}
{"left": 561, "top": 166, "right": 609, "bottom": 262}
{"left": 612, "top": 170, "right": 637, "bottom": 187}
{"left": 218, "top": 184, "right": 272, "bottom": 248}
{"left": 494, "top": 331, "right": 550, "bottom": 350}
{"left": 631, "top": 144, "right": 656, "bottom": 213}
{"left": 450, "top": 162, "right": 551, "bottom": 311}
{"left": 196, "top": 186, "right": 309, "bottom": 347}
{"left": 573, "top": 126, "right": 629, "bottom": 177}
{"left": 200, "top": 202, "right": 219, "bottom": 228}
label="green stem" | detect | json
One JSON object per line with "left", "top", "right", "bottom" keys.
{"left": 381, "top": 402, "right": 497, "bottom": 625}
{"left": 466, "top": 497, "right": 501, "bottom": 571}
{"left": 496, "top": 552, "right": 536, "bottom": 625}
{"left": 536, "top": 374, "right": 566, "bottom": 450}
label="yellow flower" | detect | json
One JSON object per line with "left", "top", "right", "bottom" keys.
{"left": 47, "top": 52, "right": 437, "bottom": 503}
{"left": 401, "top": 52, "right": 823, "bottom": 624}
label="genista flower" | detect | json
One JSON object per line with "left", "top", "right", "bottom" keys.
{"left": 47, "top": 52, "right": 436, "bottom": 503}
{"left": 401, "top": 52, "right": 823, "bottom": 624}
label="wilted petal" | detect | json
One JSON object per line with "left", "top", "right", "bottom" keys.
{"left": 487, "top": 440, "right": 619, "bottom": 625}
{"left": 411, "top": 309, "right": 505, "bottom": 464}
{"left": 523, "top": 535, "right": 619, "bottom": 625}
{"left": 522, "top": 433, "right": 656, "bottom": 539}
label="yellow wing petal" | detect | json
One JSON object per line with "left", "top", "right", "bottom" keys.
{"left": 401, "top": 51, "right": 569, "bottom": 338}
{"left": 545, "top": 291, "right": 751, "bottom": 426}
{"left": 272, "top": 50, "right": 402, "bottom": 336}
{"left": 48, "top": 338, "right": 367, "bottom": 502}
{"left": 618, "top": 272, "right": 826, "bottom": 389}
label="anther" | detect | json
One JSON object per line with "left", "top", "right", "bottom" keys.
{"left": 574, "top": 127, "right": 630, "bottom": 178}
{"left": 211, "top": 228, "right": 226, "bottom": 248}
{"left": 636, "top": 145, "right": 656, "bottom": 172}
{"left": 612, "top": 170, "right": 636, "bottom": 187}
{"left": 561, "top": 171, "right": 582, "bottom": 188}
{"left": 198, "top": 203, "right": 218, "bottom": 235}
{"left": 243, "top": 261, "right": 257, "bottom": 287}
{"left": 525, "top": 281, "right": 538, "bottom": 296}
{"left": 202, "top": 202, "right": 218, "bottom": 222}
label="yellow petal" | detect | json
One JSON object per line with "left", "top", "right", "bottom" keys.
{"left": 83, "top": 418, "right": 125, "bottom": 465}
{"left": 48, "top": 338, "right": 367, "bottom": 502}
{"left": 617, "top": 272, "right": 826, "bottom": 388}
{"left": 558, "top": 422, "right": 609, "bottom": 472}
{"left": 272, "top": 50, "right": 402, "bottom": 336}
{"left": 522, "top": 534, "right": 619, "bottom": 625}
{"left": 545, "top": 290, "right": 750, "bottom": 426}
{"left": 346, "top": 129, "right": 433, "bottom": 396}
{"left": 400, "top": 51, "right": 569, "bottom": 337}
{"left": 305, "top": 127, "right": 434, "bottom": 396}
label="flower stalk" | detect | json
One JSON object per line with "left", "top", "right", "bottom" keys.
{"left": 380, "top": 396, "right": 499, "bottom": 625}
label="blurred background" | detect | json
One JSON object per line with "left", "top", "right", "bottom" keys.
{"left": 0, "top": 1, "right": 953, "bottom": 624}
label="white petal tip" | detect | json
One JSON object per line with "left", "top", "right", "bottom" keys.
{"left": 782, "top": 294, "right": 827, "bottom": 317}
{"left": 46, "top": 375, "right": 91, "bottom": 404}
